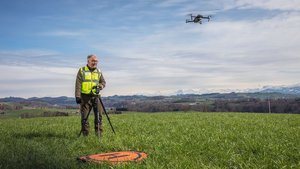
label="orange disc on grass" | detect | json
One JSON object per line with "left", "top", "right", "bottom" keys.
{"left": 78, "top": 151, "right": 147, "bottom": 164}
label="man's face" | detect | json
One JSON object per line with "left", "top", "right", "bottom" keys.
{"left": 87, "top": 56, "right": 98, "bottom": 69}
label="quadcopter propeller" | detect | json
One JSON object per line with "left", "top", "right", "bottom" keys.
{"left": 208, "top": 15, "right": 212, "bottom": 21}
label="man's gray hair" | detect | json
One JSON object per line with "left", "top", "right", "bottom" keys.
{"left": 87, "top": 54, "right": 96, "bottom": 59}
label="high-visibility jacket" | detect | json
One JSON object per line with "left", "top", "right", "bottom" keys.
{"left": 80, "top": 66, "right": 101, "bottom": 95}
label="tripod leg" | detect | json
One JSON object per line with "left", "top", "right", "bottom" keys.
{"left": 99, "top": 96, "right": 116, "bottom": 134}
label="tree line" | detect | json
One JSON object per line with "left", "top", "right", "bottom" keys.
{"left": 106, "top": 98, "right": 300, "bottom": 114}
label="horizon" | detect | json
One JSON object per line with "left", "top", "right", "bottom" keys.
{"left": 1, "top": 0, "right": 300, "bottom": 98}
{"left": 1, "top": 83, "right": 300, "bottom": 99}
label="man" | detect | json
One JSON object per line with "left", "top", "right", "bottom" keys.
{"left": 75, "top": 54, "right": 106, "bottom": 136}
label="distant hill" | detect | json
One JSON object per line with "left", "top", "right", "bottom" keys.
{"left": 1, "top": 91, "right": 299, "bottom": 107}
{"left": 174, "top": 84, "right": 300, "bottom": 96}
{"left": 259, "top": 84, "right": 300, "bottom": 95}
{"left": 1, "top": 89, "right": 300, "bottom": 113}
{"left": 0, "top": 96, "right": 76, "bottom": 107}
{"left": 1, "top": 84, "right": 300, "bottom": 108}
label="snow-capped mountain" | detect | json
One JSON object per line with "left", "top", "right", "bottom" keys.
{"left": 174, "top": 84, "right": 300, "bottom": 95}
{"left": 259, "top": 84, "right": 300, "bottom": 95}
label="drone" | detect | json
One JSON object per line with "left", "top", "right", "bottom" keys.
{"left": 186, "top": 14, "right": 212, "bottom": 24}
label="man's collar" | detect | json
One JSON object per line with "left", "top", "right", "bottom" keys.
{"left": 86, "top": 65, "right": 96, "bottom": 71}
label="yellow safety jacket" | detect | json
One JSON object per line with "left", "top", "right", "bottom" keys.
{"left": 80, "top": 66, "right": 101, "bottom": 95}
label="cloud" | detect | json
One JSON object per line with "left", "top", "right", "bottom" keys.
{"left": 1, "top": 0, "right": 299, "bottom": 97}
{"left": 173, "top": 0, "right": 300, "bottom": 16}
{"left": 0, "top": 65, "right": 77, "bottom": 98}
{"left": 234, "top": 0, "right": 300, "bottom": 11}
{"left": 93, "top": 10, "right": 300, "bottom": 95}
{"left": 38, "top": 30, "right": 88, "bottom": 37}
{"left": 0, "top": 49, "right": 82, "bottom": 68}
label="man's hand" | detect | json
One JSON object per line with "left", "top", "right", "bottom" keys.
{"left": 96, "top": 85, "right": 104, "bottom": 94}
{"left": 76, "top": 97, "right": 81, "bottom": 104}
{"left": 98, "top": 84, "right": 104, "bottom": 90}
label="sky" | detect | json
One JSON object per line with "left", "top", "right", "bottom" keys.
{"left": 0, "top": 0, "right": 300, "bottom": 98}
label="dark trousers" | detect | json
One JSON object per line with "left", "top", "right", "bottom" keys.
{"left": 80, "top": 94, "right": 103, "bottom": 135}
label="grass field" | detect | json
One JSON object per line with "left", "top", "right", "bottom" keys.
{"left": 0, "top": 112, "right": 299, "bottom": 169}
{"left": 0, "top": 108, "right": 79, "bottom": 119}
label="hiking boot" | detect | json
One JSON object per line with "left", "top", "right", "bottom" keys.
{"left": 95, "top": 128, "right": 103, "bottom": 136}
{"left": 95, "top": 130, "right": 101, "bottom": 137}
{"left": 82, "top": 130, "right": 89, "bottom": 136}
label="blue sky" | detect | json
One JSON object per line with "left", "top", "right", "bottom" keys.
{"left": 0, "top": 0, "right": 300, "bottom": 98}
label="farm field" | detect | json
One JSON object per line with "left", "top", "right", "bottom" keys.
{"left": 0, "top": 108, "right": 78, "bottom": 119}
{"left": 0, "top": 112, "right": 299, "bottom": 169}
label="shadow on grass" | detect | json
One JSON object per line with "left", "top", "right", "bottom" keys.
{"left": 13, "top": 132, "right": 69, "bottom": 140}
{"left": 1, "top": 132, "right": 82, "bottom": 169}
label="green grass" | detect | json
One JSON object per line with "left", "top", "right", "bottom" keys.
{"left": 0, "top": 108, "right": 78, "bottom": 119}
{"left": 0, "top": 112, "right": 299, "bottom": 169}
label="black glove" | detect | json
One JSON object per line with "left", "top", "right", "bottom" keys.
{"left": 76, "top": 97, "right": 81, "bottom": 104}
